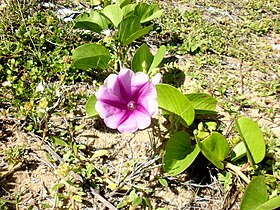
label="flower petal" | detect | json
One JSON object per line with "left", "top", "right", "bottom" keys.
{"left": 130, "top": 72, "right": 149, "bottom": 96}
{"left": 134, "top": 109, "right": 152, "bottom": 129}
{"left": 137, "top": 83, "right": 158, "bottom": 116}
{"left": 117, "top": 69, "right": 134, "bottom": 102}
{"left": 139, "top": 98, "right": 158, "bottom": 116}
{"left": 151, "top": 73, "right": 162, "bottom": 84}
{"left": 117, "top": 112, "right": 138, "bottom": 133}
{"left": 117, "top": 109, "right": 152, "bottom": 133}
{"left": 95, "top": 101, "right": 121, "bottom": 119}
{"left": 104, "top": 110, "right": 128, "bottom": 130}
{"left": 95, "top": 85, "right": 127, "bottom": 110}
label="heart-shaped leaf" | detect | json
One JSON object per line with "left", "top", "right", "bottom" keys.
{"left": 85, "top": 94, "right": 98, "bottom": 118}
{"left": 74, "top": 11, "right": 109, "bottom": 33}
{"left": 118, "top": 16, "right": 152, "bottom": 46}
{"left": 156, "top": 84, "right": 195, "bottom": 126}
{"left": 134, "top": 3, "right": 164, "bottom": 23}
{"left": 131, "top": 43, "right": 153, "bottom": 73}
{"left": 102, "top": 4, "right": 123, "bottom": 27}
{"left": 236, "top": 116, "right": 266, "bottom": 165}
{"left": 196, "top": 132, "right": 230, "bottom": 169}
{"left": 163, "top": 131, "right": 200, "bottom": 176}
{"left": 72, "top": 43, "right": 111, "bottom": 70}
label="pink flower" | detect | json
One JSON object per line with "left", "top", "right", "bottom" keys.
{"left": 95, "top": 69, "right": 158, "bottom": 133}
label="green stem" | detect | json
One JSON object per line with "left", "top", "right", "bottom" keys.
{"left": 225, "top": 161, "right": 250, "bottom": 184}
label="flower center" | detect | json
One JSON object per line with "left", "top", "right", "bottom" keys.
{"left": 127, "top": 101, "right": 137, "bottom": 111}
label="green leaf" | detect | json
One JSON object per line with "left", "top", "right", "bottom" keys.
{"left": 156, "top": 84, "right": 195, "bottom": 126}
{"left": 148, "top": 45, "right": 166, "bottom": 74}
{"left": 72, "top": 44, "right": 111, "bottom": 70}
{"left": 143, "top": 197, "right": 152, "bottom": 208}
{"left": 196, "top": 132, "right": 230, "bottom": 169}
{"left": 51, "top": 183, "right": 65, "bottom": 191}
{"left": 255, "top": 196, "right": 280, "bottom": 210}
{"left": 134, "top": 3, "right": 164, "bottom": 23}
{"left": 132, "top": 197, "right": 143, "bottom": 207}
{"left": 85, "top": 94, "right": 99, "bottom": 118}
{"left": 236, "top": 116, "right": 266, "bottom": 165}
{"left": 131, "top": 43, "right": 153, "bottom": 73}
{"left": 74, "top": 11, "right": 108, "bottom": 33}
{"left": 122, "top": 4, "right": 136, "bottom": 17}
{"left": 116, "top": 0, "right": 131, "bottom": 8}
{"left": 240, "top": 176, "right": 268, "bottom": 210}
{"left": 231, "top": 141, "right": 247, "bottom": 162}
{"left": 102, "top": 4, "right": 123, "bottom": 27}
{"left": 72, "top": 195, "right": 83, "bottom": 202}
{"left": 91, "top": 150, "right": 109, "bottom": 159}
{"left": 158, "top": 178, "right": 168, "bottom": 187}
{"left": 52, "top": 136, "right": 68, "bottom": 147}
{"left": 73, "top": 142, "right": 78, "bottom": 157}
{"left": 118, "top": 16, "right": 152, "bottom": 46}
{"left": 186, "top": 93, "right": 217, "bottom": 114}
{"left": 163, "top": 131, "right": 200, "bottom": 176}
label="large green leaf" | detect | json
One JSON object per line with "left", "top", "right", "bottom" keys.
{"left": 240, "top": 176, "right": 268, "bottom": 210}
{"left": 156, "top": 84, "right": 195, "bottom": 126}
{"left": 74, "top": 11, "right": 108, "bottom": 33}
{"left": 163, "top": 131, "right": 200, "bottom": 176}
{"left": 131, "top": 44, "right": 153, "bottom": 73}
{"left": 196, "top": 132, "right": 230, "bottom": 169}
{"left": 186, "top": 93, "right": 217, "bottom": 114}
{"left": 85, "top": 94, "right": 99, "bottom": 118}
{"left": 236, "top": 116, "right": 266, "bottom": 165}
{"left": 134, "top": 3, "right": 164, "bottom": 23}
{"left": 148, "top": 45, "right": 166, "bottom": 75}
{"left": 118, "top": 16, "right": 152, "bottom": 46}
{"left": 102, "top": 4, "right": 123, "bottom": 27}
{"left": 72, "top": 44, "right": 111, "bottom": 70}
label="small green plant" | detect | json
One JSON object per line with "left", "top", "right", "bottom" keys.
{"left": 72, "top": 0, "right": 164, "bottom": 70}
{"left": 5, "top": 145, "right": 25, "bottom": 166}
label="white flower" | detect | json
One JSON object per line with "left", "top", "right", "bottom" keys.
{"left": 36, "top": 82, "right": 45, "bottom": 92}
{"left": 2, "top": 81, "right": 12, "bottom": 87}
{"left": 101, "top": 29, "right": 112, "bottom": 37}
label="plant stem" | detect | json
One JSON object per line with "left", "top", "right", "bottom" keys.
{"left": 225, "top": 161, "right": 250, "bottom": 184}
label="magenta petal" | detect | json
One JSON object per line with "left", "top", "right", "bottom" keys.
{"left": 131, "top": 72, "right": 149, "bottom": 95}
{"left": 117, "top": 110, "right": 152, "bottom": 133}
{"left": 95, "top": 101, "right": 122, "bottom": 119}
{"left": 117, "top": 113, "right": 138, "bottom": 133}
{"left": 134, "top": 110, "right": 152, "bottom": 129}
{"left": 137, "top": 83, "right": 158, "bottom": 116}
{"left": 104, "top": 110, "right": 128, "bottom": 129}
{"left": 139, "top": 99, "right": 158, "bottom": 116}
{"left": 117, "top": 69, "right": 134, "bottom": 101}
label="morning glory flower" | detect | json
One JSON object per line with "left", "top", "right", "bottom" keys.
{"left": 95, "top": 69, "right": 158, "bottom": 133}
